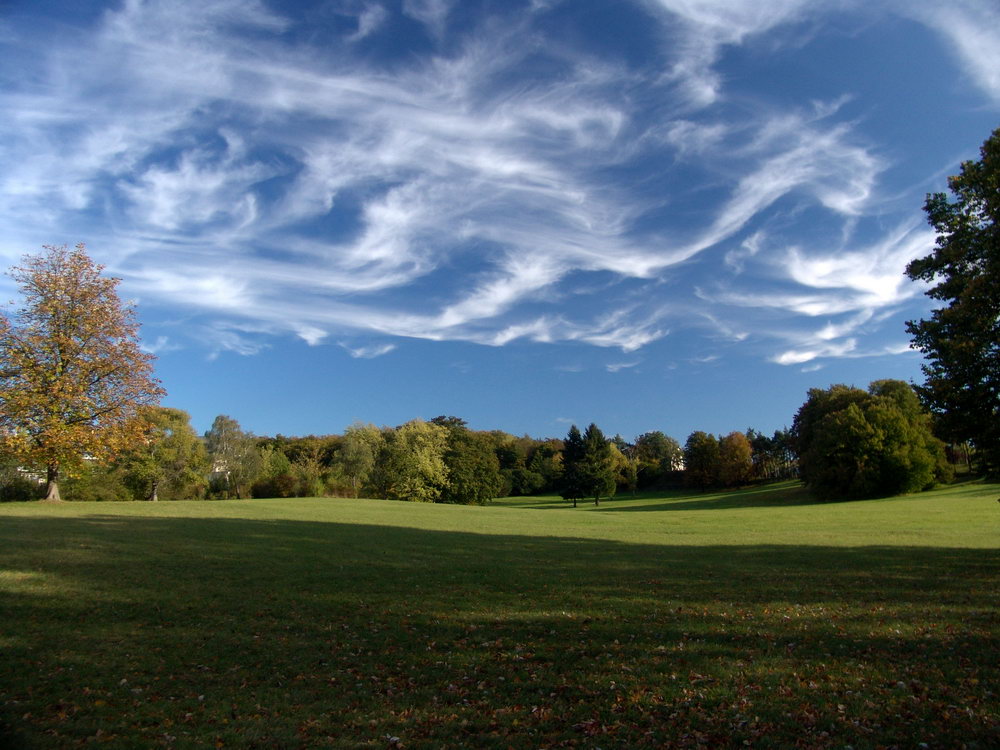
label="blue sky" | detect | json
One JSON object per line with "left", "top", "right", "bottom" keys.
{"left": 1, "top": 0, "right": 998, "bottom": 442}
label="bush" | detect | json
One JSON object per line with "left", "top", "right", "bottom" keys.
{"left": 0, "top": 475, "right": 43, "bottom": 502}
{"left": 61, "top": 465, "right": 133, "bottom": 502}
{"left": 793, "top": 380, "right": 952, "bottom": 500}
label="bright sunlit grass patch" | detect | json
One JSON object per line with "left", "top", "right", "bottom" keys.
{"left": 1, "top": 480, "right": 998, "bottom": 747}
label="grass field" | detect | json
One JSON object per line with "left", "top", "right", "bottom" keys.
{"left": 1, "top": 480, "right": 998, "bottom": 748}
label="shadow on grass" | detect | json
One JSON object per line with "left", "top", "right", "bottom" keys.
{"left": 1, "top": 513, "right": 998, "bottom": 748}
{"left": 579, "top": 481, "right": 823, "bottom": 512}
{"left": 499, "top": 481, "right": 820, "bottom": 512}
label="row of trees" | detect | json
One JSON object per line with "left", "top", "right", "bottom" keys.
{"left": 1, "top": 125, "right": 997, "bottom": 504}
{"left": 0, "top": 398, "right": 801, "bottom": 503}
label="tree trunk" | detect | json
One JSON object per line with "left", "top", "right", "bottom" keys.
{"left": 149, "top": 478, "right": 159, "bottom": 502}
{"left": 43, "top": 464, "right": 62, "bottom": 502}
{"left": 594, "top": 496, "right": 600, "bottom": 506}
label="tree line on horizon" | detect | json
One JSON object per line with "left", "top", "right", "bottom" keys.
{"left": 0, "top": 384, "right": 953, "bottom": 504}
{"left": 2, "top": 126, "right": 999, "bottom": 503}
{"left": 0, "top": 407, "right": 798, "bottom": 504}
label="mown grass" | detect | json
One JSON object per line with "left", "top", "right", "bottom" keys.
{"left": 1, "top": 480, "right": 998, "bottom": 748}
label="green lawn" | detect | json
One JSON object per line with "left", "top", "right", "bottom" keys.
{"left": 1, "top": 480, "right": 998, "bottom": 748}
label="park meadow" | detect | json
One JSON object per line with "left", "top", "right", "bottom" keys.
{"left": 1, "top": 479, "right": 998, "bottom": 748}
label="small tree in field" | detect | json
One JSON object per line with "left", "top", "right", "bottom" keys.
{"left": 560, "top": 425, "right": 587, "bottom": 507}
{"left": 0, "top": 244, "right": 164, "bottom": 501}
{"left": 205, "top": 415, "right": 264, "bottom": 499}
{"left": 579, "top": 423, "right": 616, "bottom": 505}
{"left": 684, "top": 431, "right": 720, "bottom": 491}
{"left": 718, "top": 431, "right": 753, "bottom": 488}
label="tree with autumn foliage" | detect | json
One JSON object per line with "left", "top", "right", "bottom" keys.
{"left": 683, "top": 431, "right": 720, "bottom": 491}
{"left": 0, "top": 244, "right": 164, "bottom": 501}
{"left": 718, "top": 431, "right": 753, "bottom": 488}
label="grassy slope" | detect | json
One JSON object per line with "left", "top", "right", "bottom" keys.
{"left": 1, "top": 480, "right": 998, "bottom": 748}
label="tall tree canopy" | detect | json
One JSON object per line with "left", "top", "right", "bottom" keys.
{"left": 205, "top": 415, "right": 263, "bottom": 499}
{"left": 338, "top": 422, "right": 383, "bottom": 498}
{"left": 370, "top": 420, "right": 448, "bottom": 502}
{"left": 559, "top": 425, "right": 587, "bottom": 507}
{"left": 118, "top": 407, "right": 207, "bottom": 501}
{"left": 0, "top": 244, "right": 164, "bottom": 501}
{"left": 579, "top": 423, "right": 616, "bottom": 505}
{"left": 793, "top": 380, "right": 951, "bottom": 500}
{"left": 440, "top": 427, "right": 503, "bottom": 505}
{"left": 718, "top": 431, "right": 753, "bottom": 488}
{"left": 683, "top": 431, "right": 720, "bottom": 491}
{"left": 905, "top": 126, "right": 1000, "bottom": 473}
{"left": 633, "top": 430, "right": 683, "bottom": 487}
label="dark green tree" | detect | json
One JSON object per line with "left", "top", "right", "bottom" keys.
{"left": 527, "top": 440, "right": 563, "bottom": 493}
{"left": 579, "top": 423, "right": 616, "bottom": 505}
{"left": 488, "top": 431, "right": 522, "bottom": 497}
{"left": 905, "top": 126, "right": 1000, "bottom": 474}
{"left": 441, "top": 428, "right": 504, "bottom": 505}
{"left": 793, "top": 380, "right": 951, "bottom": 500}
{"left": 61, "top": 462, "right": 132, "bottom": 502}
{"left": 430, "top": 415, "right": 468, "bottom": 430}
{"left": 251, "top": 444, "right": 296, "bottom": 498}
{"left": 747, "top": 427, "right": 798, "bottom": 481}
{"left": 0, "top": 451, "right": 43, "bottom": 502}
{"left": 633, "top": 430, "right": 683, "bottom": 487}
{"left": 683, "top": 431, "right": 720, "bottom": 490}
{"left": 560, "top": 425, "right": 587, "bottom": 507}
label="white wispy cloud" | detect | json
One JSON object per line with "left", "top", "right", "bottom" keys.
{"left": 201, "top": 326, "right": 270, "bottom": 360}
{"left": 644, "top": 0, "right": 814, "bottom": 107}
{"left": 724, "top": 231, "right": 764, "bottom": 273}
{"left": 141, "top": 335, "right": 182, "bottom": 355}
{"left": 700, "top": 219, "right": 935, "bottom": 364}
{"left": 0, "top": 0, "right": 994, "bottom": 369}
{"left": 606, "top": 361, "right": 640, "bottom": 373}
{"left": 782, "top": 222, "right": 933, "bottom": 309}
{"left": 774, "top": 339, "right": 918, "bottom": 367}
{"left": 903, "top": 1, "right": 1000, "bottom": 103}
{"left": 402, "top": 0, "right": 454, "bottom": 38}
{"left": 348, "top": 3, "right": 388, "bottom": 41}
{"left": 295, "top": 326, "right": 328, "bottom": 346}
{"left": 339, "top": 342, "right": 396, "bottom": 359}
{"left": 772, "top": 338, "right": 857, "bottom": 365}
